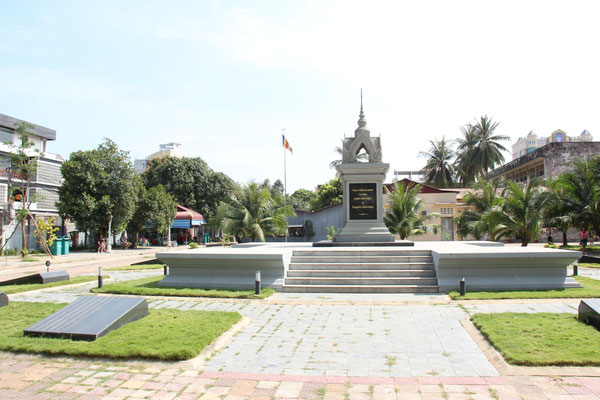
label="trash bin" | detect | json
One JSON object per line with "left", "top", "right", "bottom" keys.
{"left": 50, "top": 239, "right": 63, "bottom": 256}
{"left": 61, "top": 236, "right": 70, "bottom": 255}
{"left": 203, "top": 233, "right": 210, "bottom": 244}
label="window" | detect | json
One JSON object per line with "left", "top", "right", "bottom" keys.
{"left": 440, "top": 208, "right": 454, "bottom": 215}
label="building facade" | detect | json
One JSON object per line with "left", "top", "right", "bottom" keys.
{"left": 512, "top": 129, "right": 593, "bottom": 159}
{"left": 488, "top": 141, "right": 600, "bottom": 182}
{"left": 134, "top": 142, "right": 183, "bottom": 174}
{"left": 0, "top": 113, "right": 64, "bottom": 250}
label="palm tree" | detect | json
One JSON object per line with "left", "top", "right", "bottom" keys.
{"left": 456, "top": 177, "right": 504, "bottom": 240}
{"left": 215, "top": 182, "right": 295, "bottom": 242}
{"left": 419, "top": 136, "right": 455, "bottom": 188}
{"left": 330, "top": 145, "right": 368, "bottom": 169}
{"left": 486, "top": 179, "right": 551, "bottom": 246}
{"left": 383, "top": 181, "right": 440, "bottom": 240}
{"left": 542, "top": 188, "right": 576, "bottom": 247}
{"left": 470, "top": 115, "right": 510, "bottom": 174}
{"left": 552, "top": 158, "right": 600, "bottom": 236}
{"left": 454, "top": 124, "right": 478, "bottom": 185}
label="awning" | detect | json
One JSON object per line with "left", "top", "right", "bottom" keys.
{"left": 171, "top": 204, "right": 206, "bottom": 228}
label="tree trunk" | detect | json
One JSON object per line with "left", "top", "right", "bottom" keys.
{"left": 562, "top": 230, "right": 568, "bottom": 247}
{"left": 521, "top": 237, "right": 528, "bottom": 247}
{"left": 167, "top": 226, "right": 171, "bottom": 246}
{"left": 21, "top": 217, "right": 26, "bottom": 256}
{"left": 106, "top": 214, "right": 112, "bottom": 253}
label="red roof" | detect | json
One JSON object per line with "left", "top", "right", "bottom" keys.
{"left": 175, "top": 204, "right": 205, "bottom": 222}
{"left": 384, "top": 179, "right": 460, "bottom": 194}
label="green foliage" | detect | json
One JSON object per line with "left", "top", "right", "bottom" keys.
{"left": 303, "top": 218, "right": 315, "bottom": 240}
{"left": 551, "top": 157, "right": 600, "bottom": 236}
{"left": 91, "top": 276, "right": 276, "bottom": 299}
{"left": 383, "top": 181, "right": 440, "bottom": 240}
{"left": 467, "top": 115, "right": 510, "bottom": 175}
{"left": 57, "top": 138, "right": 138, "bottom": 236}
{"left": 486, "top": 179, "right": 551, "bottom": 246}
{"left": 289, "top": 188, "right": 316, "bottom": 210}
{"left": 219, "top": 236, "right": 233, "bottom": 246}
{"left": 471, "top": 313, "right": 600, "bottom": 366}
{"left": 214, "top": 182, "right": 295, "bottom": 242}
{"left": 142, "top": 157, "right": 237, "bottom": 219}
{"left": 33, "top": 216, "right": 59, "bottom": 249}
{"left": 311, "top": 178, "right": 343, "bottom": 210}
{"left": 189, "top": 242, "right": 199, "bottom": 249}
{"left": 449, "top": 276, "right": 600, "bottom": 299}
{"left": 330, "top": 146, "right": 368, "bottom": 169}
{"left": 325, "top": 225, "right": 337, "bottom": 240}
{"left": 419, "top": 136, "right": 455, "bottom": 188}
{"left": 0, "top": 302, "right": 241, "bottom": 361}
{"left": 456, "top": 177, "right": 504, "bottom": 240}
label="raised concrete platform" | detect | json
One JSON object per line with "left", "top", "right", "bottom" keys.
{"left": 156, "top": 241, "right": 582, "bottom": 293}
{"left": 0, "top": 270, "right": 69, "bottom": 286}
{"left": 578, "top": 299, "right": 600, "bottom": 330}
{"left": 313, "top": 240, "right": 414, "bottom": 247}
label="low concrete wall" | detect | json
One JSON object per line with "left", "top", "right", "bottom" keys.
{"left": 431, "top": 242, "right": 582, "bottom": 292}
{"left": 156, "top": 246, "right": 289, "bottom": 290}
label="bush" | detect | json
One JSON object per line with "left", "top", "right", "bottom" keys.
{"left": 189, "top": 242, "right": 199, "bottom": 249}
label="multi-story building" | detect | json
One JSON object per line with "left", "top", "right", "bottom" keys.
{"left": 511, "top": 129, "right": 593, "bottom": 159}
{"left": 0, "top": 113, "right": 64, "bottom": 249}
{"left": 134, "top": 142, "right": 183, "bottom": 174}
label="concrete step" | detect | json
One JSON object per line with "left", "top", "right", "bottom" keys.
{"left": 292, "top": 250, "right": 432, "bottom": 257}
{"left": 282, "top": 284, "right": 440, "bottom": 293}
{"left": 288, "top": 262, "right": 434, "bottom": 270}
{"left": 284, "top": 277, "right": 439, "bottom": 285}
{"left": 286, "top": 269, "right": 436, "bottom": 277}
{"left": 290, "top": 256, "right": 433, "bottom": 264}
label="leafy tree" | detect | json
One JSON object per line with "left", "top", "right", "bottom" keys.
{"left": 33, "top": 216, "right": 59, "bottom": 249}
{"left": 470, "top": 115, "right": 510, "bottom": 174}
{"left": 486, "top": 179, "right": 551, "bottom": 246}
{"left": 456, "top": 178, "right": 504, "bottom": 240}
{"left": 57, "top": 138, "right": 138, "bottom": 241}
{"left": 310, "top": 178, "right": 343, "bottom": 210}
{"left": 303, "top": 218, "right": 315, "bottom": 240}
{"left": 289, "top": 188, "right": 316, "bottom": 210}
{"left": 551, "top": 158, "right": 600, "bottom": 236}
{"left": 454, "top": 124, "right": 478, "bottom": 186}
{"left": 143, "top": 157, "right": 237, "bottom": 219}
{"left": 543, "top": 188, "right": 576, "bottom": 247}
{"left": 214, "top": 182, "right": 295, "bottom": 242}
{"left": 271, "top": 179, "right": 285, "bottom": 197}
{"left": 383, "top": 181, "right": 439, "bottom": 240}
{"left": 419, "top": 136, "right": 455, "bottom": 188}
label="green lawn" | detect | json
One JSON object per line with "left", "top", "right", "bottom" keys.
{"left": 0, "top": 302, "right": 241, "bottom": 361}
{"left": 450, "top": 276, "right": 600, "bottom": 300}
{"left": 545, "top": 244, "right": 600, "bottom": 252}
{"left": 0, "top": 276, "right": 97, "bottom": 294}
{"left": 578, "top": 262, "right": 600, "bottom": 269}
{"left": 106, "top": 263, "right": 164, "bottom": 271}
{"left": 471, "top": 313, "right": 600, "bottom": 366}
{"left": 91, "top": 276, "right": 275, "bottom": 299}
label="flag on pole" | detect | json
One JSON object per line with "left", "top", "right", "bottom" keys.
{"left": 282, "top": 134, "right": 293, "bottom": 154}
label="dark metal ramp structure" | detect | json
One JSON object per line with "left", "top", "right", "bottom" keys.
{"left": 24, "top": 296, "right": 149, "bottom": 341}
{"left": 0, "top": 270, "right": 69, "bottom": 286}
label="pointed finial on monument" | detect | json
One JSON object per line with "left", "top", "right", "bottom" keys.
{"left": 357, "top": 89, "right": 367, "bottom": 128}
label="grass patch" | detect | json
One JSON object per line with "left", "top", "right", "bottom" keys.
{"left": 450, "top": 276, "right": 600, "bottom": 300}
{"left": 106, "top": 264, "right": 163, "bottom": 271}
{"left": 0, "top": 302, "right": 241, "bottom": 360}
{"left": 545, "top": 244, "right": 600, "bottom": 252}
{"left": 0, "top": 276, "right": 97, "bottom": 294}
{"left": 471, "top": 313, "right": 600, "bottom": 366}
{"left": 577, "top": 262, "right": 600, "bottom": 269}
{"left": 91, "top": 276, "right": 275, "bottom": 299}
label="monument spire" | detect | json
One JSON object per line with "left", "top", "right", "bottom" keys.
{"left": 357, "top": 88, "right": 368, "bottom": 131}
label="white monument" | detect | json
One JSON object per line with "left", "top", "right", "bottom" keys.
{"left": 333, "top": 95, "right": 396, "bottom": 243}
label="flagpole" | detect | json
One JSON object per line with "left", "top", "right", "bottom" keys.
{"left": 282, "top": 128, "right": 288, "bottom": 243}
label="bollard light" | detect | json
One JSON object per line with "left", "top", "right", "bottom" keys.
{"left": 255, "top": 271, "right": 261, "bottom": 295}
{"left": 459, "top": 277, "right": 466, "bottom": 296}
{"left": 98, "top": 266, "right": 103, "bottom": 288}
{"left": 573, "top": 260, "right": 579, "bottom": 276}
{"left": 45, "top": 260, "right": 51, "bottom": 273}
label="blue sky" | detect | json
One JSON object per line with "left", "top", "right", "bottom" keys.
{"left": 1, "top": 1, "right": 599, "bottom": 192}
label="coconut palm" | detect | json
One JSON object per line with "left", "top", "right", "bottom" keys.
{"left": 215, "top": 182, "right": 295, "bottom": 242}
{"left": 486, "top": 179, "right": 551, "bottom": 246}
{"left": 419, "top": 136, "right": 455, "bottom": 188}
{"left": 470, "top": 115, "right": 510, "bottom": 174}
{"left": 454, "top": 123, "right": 479, "bottom": 185}
{"left": 456, "top": 177, "right": 504, "bottom": 240}
{"left": 383, "top": 181, "right": 440, "bottom": 240}
{"left": 551, "top": 158, "right": 600, "bottom": 236}
{"left": 542, "top": 188, "right": 576, "bottom": 247}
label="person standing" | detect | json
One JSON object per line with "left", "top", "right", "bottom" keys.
{"left": 580, "top": 228, "right": 589, "bottom": 253}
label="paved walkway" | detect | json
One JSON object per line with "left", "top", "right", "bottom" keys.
{"left": 3, "top": 268, "right": 600, "bottom": 398}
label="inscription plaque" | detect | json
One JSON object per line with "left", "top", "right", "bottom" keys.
{"left": 349, "top": 183, "right": 377, "bottom": 220}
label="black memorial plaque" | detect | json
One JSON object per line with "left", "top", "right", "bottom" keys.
{"left": 349, "top": 183, "right": 377, "bottom": 220}
{"left": 25, "top": 296, "right": 148, "bottom": 341}
{"left": 0, "top": 292, "right": 7, "bottom": 308}
{"left": 578, "top": 299, "right": 600, "bottom": 330}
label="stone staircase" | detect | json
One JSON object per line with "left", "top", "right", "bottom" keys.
{"left": 283, "top": 249, "right": 439, "bottom": 293}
